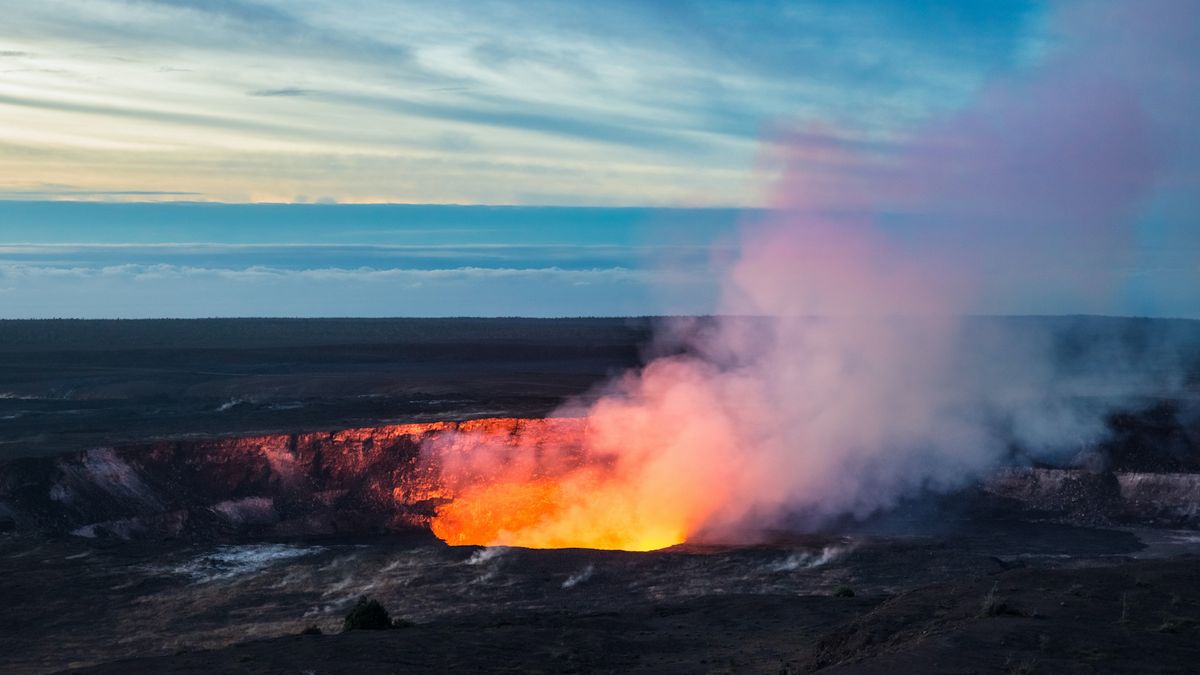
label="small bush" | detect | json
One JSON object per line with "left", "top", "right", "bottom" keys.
{"left": 833, "top": 586, "right": 855, "bottom": 598}
{"left": 979, "top": 582, "right": 1024, "bottom": 618}
{"left": 343, "top": 596, "right": 394, "bottom": 631}
{"left": 300, "top": 625, "right": 323, "bottom": 635}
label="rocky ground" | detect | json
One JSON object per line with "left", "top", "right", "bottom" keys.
{"left": 66, "top": 558, "right": 1200, "bottom": 675}
{"left": 0, "top": 524, "right": 1196, "bottom": 674}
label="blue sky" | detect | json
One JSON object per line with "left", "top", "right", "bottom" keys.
{"left": 0, "top": 0, "right": 1196, "bottom": 318}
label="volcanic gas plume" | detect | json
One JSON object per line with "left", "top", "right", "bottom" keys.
{"left": 422, "top": 0, "right": 1197, "bottom": 550}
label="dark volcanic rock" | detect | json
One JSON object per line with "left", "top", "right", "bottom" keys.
{"left": 804, "top": 557, "right": 1200, "bottom": 674}
{"left": 985, "top": 468, "right": 1200, "bottom": 528}
{"left": 342, "top": 597, "right": 395, "bottom": 631}
{"left": 48, "top": 556, "right": 1200, "bottom": 675}
{"left": 1102, "top": 400, "right": 1200, "bottom": 472}
{"left": 985, "top": 468, "right": 1125, "bottom": 526}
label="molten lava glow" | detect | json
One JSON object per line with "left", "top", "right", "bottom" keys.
{"left": 429, "top": 475, "right": 685, "bottom": 552}
{"left": 420, "top": 416, "right": 720, "bottom": 552}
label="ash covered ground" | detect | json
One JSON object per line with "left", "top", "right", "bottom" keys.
{"left": 1, "top": 317, "right": 1199, "bottom": 674}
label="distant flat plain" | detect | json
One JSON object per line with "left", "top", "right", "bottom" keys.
{"left": 1, "top": 316, "right": 1196, "bottom": 461}
{"left": 0, "top": 318, "right": 652, "bottom": 459}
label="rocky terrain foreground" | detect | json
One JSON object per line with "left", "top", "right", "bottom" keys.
{"left": 62, "top": 557, "right": 1200, "bottom": 675}
{"left": 0, "top": 527, "right": 1196, "bottom": 674}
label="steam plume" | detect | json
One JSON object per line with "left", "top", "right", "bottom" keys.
{"left": 423, "top": 0, "right": 1197, "bottom": 548}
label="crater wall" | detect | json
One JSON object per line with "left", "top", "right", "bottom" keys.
{"left": 0, "top": 418, "right": 584, "bottom": 540}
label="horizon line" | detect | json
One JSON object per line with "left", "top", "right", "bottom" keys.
{"left": 0, "top": 199, "right": 762, "bottom": 210}
{"left": 1, "top": 314, "right": 1196, "bottom": 322}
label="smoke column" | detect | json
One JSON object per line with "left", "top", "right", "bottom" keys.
{"left": 424, "top": 0, "right": 1197, "bottom": 548}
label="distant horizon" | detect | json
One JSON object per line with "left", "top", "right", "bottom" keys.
{"left": 2, "top": 201, "right": 1197, "bottom": 320}
{"left": 0, "top": 199, "right": 758, "bottom": 208}
{"left": 2, "top": 314, "right": 1197, "bottom": 322}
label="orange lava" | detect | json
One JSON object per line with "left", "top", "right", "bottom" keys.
{"left": 420, "top": 417, "right": 693, "bottom": 552}
{"left": 431, "top": 478, "right": 564, "bottom": 546}
{"left": 429, "top": 472, "right": 686, "bottom": 552}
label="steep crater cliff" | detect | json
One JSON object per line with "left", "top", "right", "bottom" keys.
{"left": 1, "top": 410, "right": 1197, "bottom": 542}
{"left": 0, "top": 418, "right": 583, "bottom": 540}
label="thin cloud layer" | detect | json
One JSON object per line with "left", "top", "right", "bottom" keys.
{"left": 0, "top": 263, "right": 709, "bottom": 318}
{"left": 0, "top": 0, "right": 1044, "bottom": 204}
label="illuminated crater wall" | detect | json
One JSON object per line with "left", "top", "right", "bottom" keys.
{"left": 1, "top": 416, "right": 1197, "bottom": 547}
{"left": 0, "top": 418, "right": 586, "bottom": 543}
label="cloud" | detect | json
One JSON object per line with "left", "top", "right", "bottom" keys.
{"left": 249, "top": 88, "right": 314, "bottom": 98}
{"left": 0, "top": 263, "right": 711, "bottom": 318}
{"left": 0, "top": 263, "right": 651, "bottom": 281}
{"left": 336, "top": 90, "right": 715, "bottom": 153}
{"left": 125, "top": 0, "right": 418, "bottom": 64}
{"left": 135, "top": 0, "right": 297, "bottom": 26}
{"left": 0, "top": 242, "right": 720, "bottom": 280}
{"left": 0, "top": 186, "right": 202, "bottom": 199}
{"left": 0, "top": 0, "right": 1048, "bottom": 204}
{"left": 0, "top": 92, "right": 300, "bottom": 138}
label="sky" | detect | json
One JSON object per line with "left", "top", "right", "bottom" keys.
{"left": 1, "top": 0, "right": 1044, "bottom": 204}
{"left": 0, "top": 0, "right": 1196, "bottom": 318}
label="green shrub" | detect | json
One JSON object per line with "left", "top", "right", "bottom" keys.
{"left": 833, "top": 586, "right": 855, "bottom": 598}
